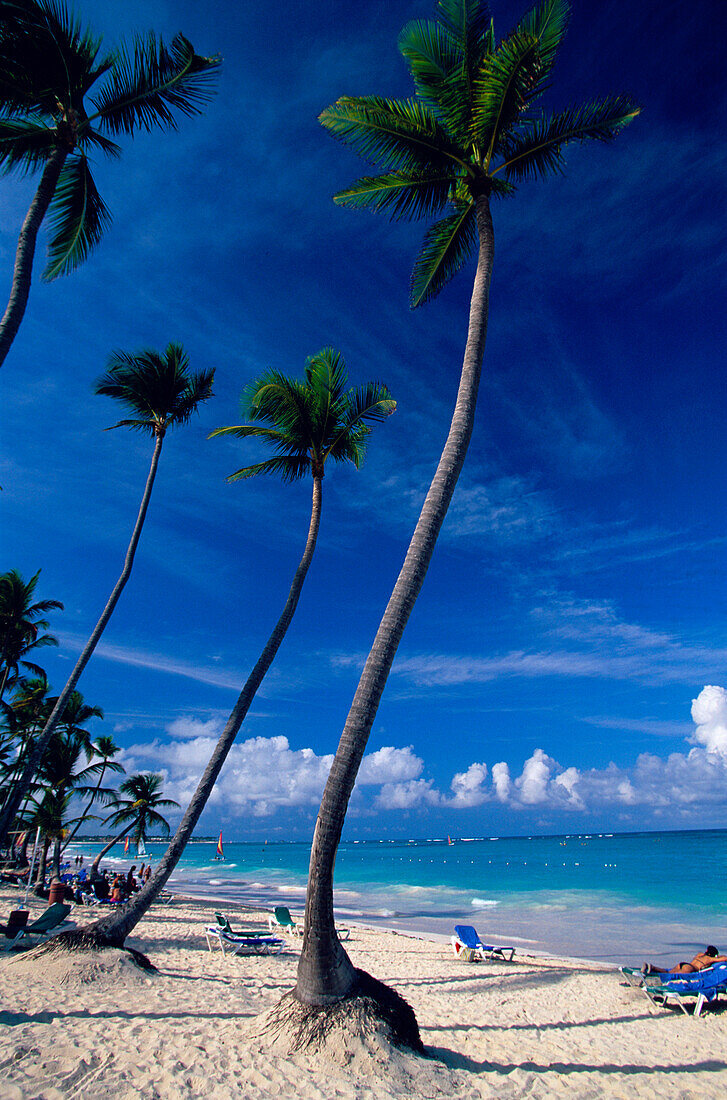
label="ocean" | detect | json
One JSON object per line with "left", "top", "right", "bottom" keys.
{"left": 72, "top": 829, "right": 727, "bottom": 965}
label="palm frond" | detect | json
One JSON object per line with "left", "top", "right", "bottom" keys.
{"left": 410, "top": 201, "right": 477, "bottom": 306}
{"left": 81, "top": 127, "right": 122, "bottom": 158}
{"left": 473, "top": 28, "right": 546, "bottom": 160}
{"left": 498, "top": 95, "right": 641, "bottom": 180}
{"left": 91, "top": 32, "right": 220, "bottom": 135}
{"left": 94, "top": 343, "right": 213, "bottom": 430}
{"left": 319, "top": 95, "right": 462, "bottom": 174}
{"left": 0, "top": 0, "right": 106, "bottom": 117}
{"left": 43, "top": 153, "right": 111, "bottom": 279}
{"left": 225, "top": 455, "right": 311, "bottom": 484}
{"left": 0, "top": 116, "right": 55, "bottom": 174}
{"left": 334, "top": 168, "right": 456, "bottom": 222}
{"left": 429, "top": 0, "right": 495, "bottom": 141}
{"left": 517, "top": 0, "right": 570, "bottom": 83}
{"left": 398, "top": 17, "right": 460, "bottom": 112}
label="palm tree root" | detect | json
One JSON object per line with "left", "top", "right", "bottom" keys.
{"left": 259, "top": 969, "right": 424, "bottom": 1056}
{"left": 23, "top": 928, "right": 155, "bottom": 972}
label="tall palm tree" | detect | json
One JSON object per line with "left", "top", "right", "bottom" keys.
{"left": 0, "top": 343, "right": 214, "bottom": 848}
{"left": 68, "top": 347, "right": 394, "bottom": 948}
{"left": 293, "top": 0, "right": 639, "bottom": 1021}
{"left": 0, "top": 0, "right": 220, "bottom": 367}
{"left": 0, "top": 569, "right": 62, "bottom": 699}
{"left": 62, "top": 734, "right": 123, "bottom": 852}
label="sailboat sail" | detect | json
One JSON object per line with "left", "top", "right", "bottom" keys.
{"left": 137, "top": 838, "right": 147, "bottom": 857}
{"left": 216, "top": 832, "right": 224, "bottom": 859}
{"left": 123, "top": 835, "right": 130, "bottom": 855}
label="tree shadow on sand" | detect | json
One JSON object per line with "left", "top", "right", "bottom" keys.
{"left": 427, "top": 1049, "right": 727, "bottom": 1077}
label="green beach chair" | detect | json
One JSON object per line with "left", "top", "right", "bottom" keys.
{"left": 12, "top": 902, "right": 74, "bottom": 946}
{"left": 268, "top": 906, "right": 303, "bottom": 935}
{"left": 267, "top": 905, "right": 350, "bottom": 940}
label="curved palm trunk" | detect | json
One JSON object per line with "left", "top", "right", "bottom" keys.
{"left": 52, "top": 837, "right": 62, "bottom": 880}
{"left": 90, "top": 827, "right": 132, "bottom": 878}
{"left": 296, "top": 196, "right": 494, "bottom": 1006}
{"left": 0, "top": 148, "right": 68, "bottom": 369}
{"left": 81, "top": 477, "right": 324, "bottom": 946}
{"left": 0, "top": 434, "right": 165, "bottom": 849}
{"left": 34, "top": 836, "right": 49, "bottom": 895}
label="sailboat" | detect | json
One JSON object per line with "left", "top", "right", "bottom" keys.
{"left": 213, "top": 831, "right": 225, "bottom": 861}
{"left": 123, "top": 835, "right": 130, "bottom": 855}
{"left": 137, "top": 837, "right": 147, "bottom": 857}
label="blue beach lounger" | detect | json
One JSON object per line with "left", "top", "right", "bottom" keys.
{"left": 452, "top": 924, "right": 515, "bottom": 962}
{"left": 641, "top": 963, "right": 727, "bottom": 1017}
{"left": 204, "top": 926, "right": 285, "bottom": 956}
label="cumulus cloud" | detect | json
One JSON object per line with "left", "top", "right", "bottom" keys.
{"left": 120, "top": 685, "right": 727, "bottom": 825}
{"left": 449, "top": 762, "right": 489, "bottom": 807}
{"left": 690, "top": 685, "right": 727, "bottom": 756}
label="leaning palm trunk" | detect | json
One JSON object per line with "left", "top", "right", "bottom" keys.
{"left": 0, "top": 148, "right": 68, "bottom": 369}
{"left": 66, "top": 478, "right": 323, "bottom": 947}
{"left": 296, "top": 196, "right": 494, "bottom": 1006}
{"left": 0, "top": 433, "right": 165, "bottom": 849}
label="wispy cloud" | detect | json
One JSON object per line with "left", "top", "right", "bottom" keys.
{"left": 59, "top": 633, "right": 244, "bottom": 692}
{"left": 333, "top": 595, "right": 727, "bottom": 690}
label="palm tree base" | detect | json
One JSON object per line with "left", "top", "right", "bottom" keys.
{"left": 24, "top": 928, "right": 156, "bottom": 973}
{"left": 257, "top": 969, "right": 424, "bottom": 1056}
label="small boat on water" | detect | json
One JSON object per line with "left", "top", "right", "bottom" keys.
{"left": 212, "top": 831, "right": 225, "bottom": 861}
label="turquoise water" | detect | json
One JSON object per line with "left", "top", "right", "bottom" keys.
{"left": 74, "top": 829, "right": 727, "bottom": 964}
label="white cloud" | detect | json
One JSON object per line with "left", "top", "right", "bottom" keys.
{"left": 119, "top": 686, "right": 727, "bottom": 825}
{"left": 375, "top": 779, "right": 440, "bottom": 810}
{"left": 358, "top": 746, "right": 423, "bottom": 785}
{"left": 449, "top": 762, "right": 489, "bottom": 807}
{"left": 492, "top": 761, "right": 512, "bottom": 803}
{"left": 690, "top": 685, "right": 727, "bottom": 756}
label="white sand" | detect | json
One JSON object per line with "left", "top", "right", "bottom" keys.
{"left": 1, "top": 885, "right": 726, "bottom": 1099}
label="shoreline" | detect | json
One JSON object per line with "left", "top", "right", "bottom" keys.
{"left": 2, "top": 883, "right": 727, "bottom": 1098}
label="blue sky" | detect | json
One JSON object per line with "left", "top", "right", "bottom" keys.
{"left": 3, "top": 0, "right": 727, "bottom": 840}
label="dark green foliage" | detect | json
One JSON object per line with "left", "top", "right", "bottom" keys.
{"left": 211, "top": 347, "right": 395, "bottom": 483}
{"left": 94, "top": 343, "right": 215, "bottom": 436}
{"left": 0, "top": 0, "right": 220, "bottom": 279}
{"left": 320, "top": 0, "right": 639, "bottom": 306}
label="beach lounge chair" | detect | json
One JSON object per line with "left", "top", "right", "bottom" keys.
{"left": 267, "top": 905, "right": 350, "bottom": 941}
{"left": 204, "top": 926, "right": 285, "bottom": 956}
{"left": 268, "top": 906, "right": 304, "bottom": 936}
{"left": 451, "top": 924, "right": 515, "bottom": 962}
{"left": 213, "top": 912, "right": 268, "bottom": 937}
{"left": 640, "top": 963, "right": 727, "bottom": 1017}
{"left": 16, "top": 902, "right": 74, "bottom": 943}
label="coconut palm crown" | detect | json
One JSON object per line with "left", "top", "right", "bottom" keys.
{"left": 0, "top": 0, "right": 220, "bottom": 365}
{"left": 320, "top": 0, "right": 639, "bottom": 306}
{"left": 211, "top": 346, "right": 395, "bottom": 481}
{"left": 0, "top": 569, "right": 63, "bottom": 699}
{"left": 94, "top": 342, "right": 215, "bottom": 438}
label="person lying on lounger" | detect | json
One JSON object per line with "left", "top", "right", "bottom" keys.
{"left": 642, "top": 945, "right": 727, "bottom": 975}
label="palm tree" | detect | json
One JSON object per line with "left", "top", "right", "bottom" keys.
{"left": 29, "top": 718, "right": 102, "bottom": 882}
{"left": 0, "top": 674, "right": 51, "bottom": 828}
{"left": 62, "top": 734, "right": 124, "bottom": 852}
{"left": 66, "top": 347, "right": 394, "bottom": 948}
{"left": 101, "top": 773, "right": 178, "bottom": 853}
{"left": 290, "top": 0, "right": 640, "bottom": 1028}
{"left": 0, "top": 569, "right": 63, "bottom": 699}
{"left": 0, "top": 343, "right": 214, "bottom": 848}
{"left": 0, "top": 0, "right": 220, "bottom": 367}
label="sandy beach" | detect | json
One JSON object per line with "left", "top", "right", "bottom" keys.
{"left": 1, "top": 885, "right": 726, "bottom": 1099}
